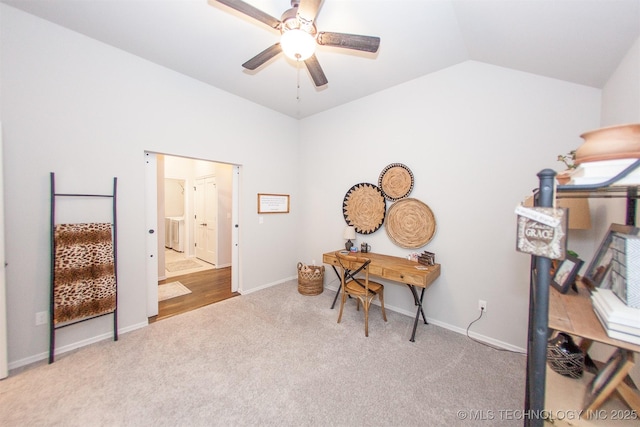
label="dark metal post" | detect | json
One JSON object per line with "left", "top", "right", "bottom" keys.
{"left": 525, "top": 169, "right": 555, "bottom": 427}
{"left": 112, "top": 177, "right": 119, "bottom": 341}
{"left": 49, "top": 173, "right": 56, "bottom": 364}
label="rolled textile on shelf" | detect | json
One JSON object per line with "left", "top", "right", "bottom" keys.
{"left": 53, "top": 223, "right": 116, "bottom": 325}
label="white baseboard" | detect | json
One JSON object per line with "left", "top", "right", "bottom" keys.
{"left": 324, "top": 285, "right": 526, "bottom": 353}
{"left": 239, "top": 276, "right": 297, "bottom": 295}
{"left": 8, "top": 321, "right": 148, "bottom": 371}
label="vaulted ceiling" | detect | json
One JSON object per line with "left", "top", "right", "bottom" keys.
{"left": 3, "top": 0, "right": 639, "bottom": 119}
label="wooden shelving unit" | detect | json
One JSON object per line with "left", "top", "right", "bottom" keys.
{"left": 524, "top": 159, "right": 640, "bottom": 427}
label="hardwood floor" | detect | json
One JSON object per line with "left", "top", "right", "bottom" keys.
{"left": 148, "top": 266, "right": 239, "bottom": 323}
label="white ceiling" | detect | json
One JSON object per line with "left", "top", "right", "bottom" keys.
{"left": 3, "top": 0, "right": 639, "bottom": 119}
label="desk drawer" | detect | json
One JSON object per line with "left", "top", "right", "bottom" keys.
{"left": 323, "top": 254, "right": 340, "bottom": 267}
{"left": 383, "top": 269, "right": 425, "bottom": 287}
{"left": 323, "top": 255, "right": 358, "bottom": 270}
{"left": 368, "top": 265, "right": 383, "bottom": 277}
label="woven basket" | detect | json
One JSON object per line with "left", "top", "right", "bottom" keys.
{"left": 297, "top": 262, "right": 324, "bottom": 296}
{"left": 385, "top": 198, "right": 436, "bottom": 248}
{"left": 342, "top": 183, "right": 386, "bottom": 234}
{"left": 379, "top": 163, "right": 414, "bottom": 201}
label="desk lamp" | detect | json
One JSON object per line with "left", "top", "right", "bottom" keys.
{"left": 343, "top": 226, "right": 356, "bottom": 251}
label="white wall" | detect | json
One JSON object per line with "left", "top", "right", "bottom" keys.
{"left": 298, "top": 61, "right": 602, "bottom": 349}
{"left": 1, "top": 3, "right": 636, "bottom": 367}
{"left": 164, "top": 178, "right": 185, "bottom": 218}
{"left": 0, "top": 5, "right": 300, "bottom": 367}
{"left": 601, "top": 37, "right": 640, "bottom": 127}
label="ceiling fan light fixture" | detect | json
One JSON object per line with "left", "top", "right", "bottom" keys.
{"left": 281, "top": 29, "right": 316, "bottom": 61}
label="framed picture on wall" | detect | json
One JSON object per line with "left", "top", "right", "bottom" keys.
{"left": 257, "top": 193, "right": 290, "bottom": 214}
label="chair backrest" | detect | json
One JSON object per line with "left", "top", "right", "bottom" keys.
{"left": 335, "top": 251, "right": 372, "bottom": 291}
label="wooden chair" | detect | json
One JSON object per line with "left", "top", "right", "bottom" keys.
{"left": 335, "top": 251, "right": 387, "bottom": 336}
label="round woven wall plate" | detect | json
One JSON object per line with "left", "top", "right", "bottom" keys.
{"left": 342, "top": 183, "right": 386, "bottom": 234}
{"left": 385, "top": 198, "right": 436, "bottom": 248}
{"left": 378, "top": 163, "right": 414, "bottom": 201}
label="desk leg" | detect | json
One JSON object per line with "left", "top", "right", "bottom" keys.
{"left": 407, "top": 285, "right": 428, "bottom": 324}
{"left": 409, "top": 285, "right": 427, "bottom": 342}
{"left": 329, "top": 265, "right": 342, "bottom": 309}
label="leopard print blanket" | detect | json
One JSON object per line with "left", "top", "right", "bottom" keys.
{"left": 53, "top": 223, "right": 116, "bottom": 325}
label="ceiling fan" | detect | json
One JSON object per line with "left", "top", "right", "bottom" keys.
{"left": 210, "top": 0, "right": 381, "bottom": 87}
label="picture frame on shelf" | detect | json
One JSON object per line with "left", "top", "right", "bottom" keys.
{"left": 552, "top": 255, "right": 584, "bottom": 294}
{"left": 584, "top": 348, "right": 635, "bottom": 413}
{"left": 583, "top": 223, "right": 640, "bottom": 290}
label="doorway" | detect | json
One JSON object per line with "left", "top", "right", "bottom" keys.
{"left": 150, "top": 267, "right": 238, "bottom": 322}
{"left": 145, "top": 151, "right": 240, "bottom": 318}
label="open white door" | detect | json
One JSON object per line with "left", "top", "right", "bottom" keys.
{"left": 144, "top": 152, "right": 159, "bottom": 317}
{"left": 231, "top": 166, "right": 240, "bottom": 293}
{"left": 194, "top": 176, "right": 218, "bottom": 266}
{"left": 0, "top": 123, "right": 8, "bottom": 378}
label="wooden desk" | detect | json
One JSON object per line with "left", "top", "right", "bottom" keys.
{"left": 323, "top": 250, "right": 441, "bottom": 341}
{"left": 549, "top": 282, "right": 640, "bottom": 415}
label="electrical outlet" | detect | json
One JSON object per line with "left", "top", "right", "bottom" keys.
{"left": 478, "top": 300, "right": 487, "bottom": 312}
{"left": 35, "top": 311, "right": 48, "bottom": 326}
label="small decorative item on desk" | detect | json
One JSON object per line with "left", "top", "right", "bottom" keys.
{"left": 418, "top": 251, "right": 435, "bottom": 266}
{"left": 360, "top": 243, "right": 371, "bottom": 253}
{"left": 407, "top": 253, "right": 418, "bottom": 262}
{"left": 343, "top": 226, "right": 356, "bottom": 251}
{"left": 297, "top": 262, "right": 324, "bottom": 296}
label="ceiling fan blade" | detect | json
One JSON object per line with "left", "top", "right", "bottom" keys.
{"left": 317, "top": 32, "right": 380, "bottom": 53}
{"left": 242, "top": 43, "right": 282, "bottom": 70}
{"left": 212, "top": 0, "right": 281, "bottom": 29}
{"left": 297, "top": 0, "right": 324, "bottom": 25}
{"left": 304, "top": 54, "right": 328, "bottom": 87}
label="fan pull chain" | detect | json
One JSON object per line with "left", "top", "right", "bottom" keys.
{"left": 296, "top": 54, "right": 302, "bottom": 117}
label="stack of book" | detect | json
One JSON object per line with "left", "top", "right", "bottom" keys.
{"left": 591, "top": 288, "right": 640, "bottom": 345}
{"left": 418, "top": 251, "right": 435, "bottom": 266}
{"left": 567, "top": 158, "right": 640, "bottom": 186}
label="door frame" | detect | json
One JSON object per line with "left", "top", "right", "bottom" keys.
{"left": 144, "top": 151, "right": 240, "bottom": 317}
{"left": 145, "top": 152, "right": 160, "bottom": 317}
{"left": 231, "top": 165, "right": 239, "bottom": 293}
{"left": 0, "top": 123, "right": 7, "bottom": 379}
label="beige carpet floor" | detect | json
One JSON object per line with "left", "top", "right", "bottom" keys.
{"left": 1, "top": 280, "right": 607, "bottom": 427}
